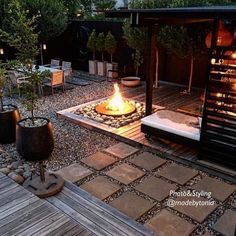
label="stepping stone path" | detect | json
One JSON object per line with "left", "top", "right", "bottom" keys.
{"left": 192, "top": 176, "right": 236, "bottom": 202}
{"left": 157, "top": 164, "right": 199, "bottom": 185}
{"left": 106, "top": 163, "right": 145, "bottom": 185}
{"left": 81, "top": 151, "right": 117, "bottom": 170}
{"left": 110, "top": 191, "right": 155, "bottom": 220}
{"left": 80, "top": 176, "right": 121, "bottom": 200}
{"left": 212, "top": 209, "right": 236, "bottom": 236}
{"left": 130, "top": 152, "right": 167, "bottom": 171}
{"left": 56, "top": 163, "right": 92, "bottom": 183}
{"left": 145, "top": 209, "right": 195, "bottom": 236}
{"left": 173, "top": 195, "right": 218, "bottom": 223}
{"left": 105, "top": 142, "right": 139, "bottom": 159}
{"left": 135, "top": 176, "right": 178, "bottom": 201}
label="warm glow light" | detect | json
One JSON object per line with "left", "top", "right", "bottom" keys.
{"left": 43, "top": 44, "right": 47, "bottom": 50}
{"left": 0, "top": 48, "right": 4, "bottom": 55}
{"left": 216, "top": 93, "right": 223, "bottom": 98}
{"left": 231, "top": 51, "right": 236, "bottom": 59}
{"left": 211, "top": 58, "right": 216, "bottom": 64}
{"left": 106, "top": 83, "right": 125, "bottom": 111}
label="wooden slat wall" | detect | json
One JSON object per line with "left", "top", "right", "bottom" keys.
{"left": 200, "top": 50, "right": 236, "bottom": 167}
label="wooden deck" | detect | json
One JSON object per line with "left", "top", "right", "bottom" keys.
{"left": 58, "top": 83, "right": 202, "bottom": 162}
{"left": 0, "top": 172, "right": 155, "bottom": 236}
{"left": 0, "top": 172, "right": 94, "bottom": 236}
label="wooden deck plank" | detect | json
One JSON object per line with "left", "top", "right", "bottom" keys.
{"left": 0, "top": 199, "right": 43, "bottom": 228}
{"left": 33, "top": 215, "right": 72, "bottom": 236}
{"left": 47, "top": 195, "right": 112, "bottom": 236}
{"left": 46, "top": 220, "right": 83, "bottom": 236}
{"left": 62, "top": 181, "right": 154, "bottom": 236}
{"left": 0, "top": 175, "right": 94, "bottom": 236}
{"left": 61, "top": 187, "right": 132, "bottom": 236}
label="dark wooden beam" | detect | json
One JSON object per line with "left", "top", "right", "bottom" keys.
{"left": 145, "top": 25, "right": 158, "bottom": 116}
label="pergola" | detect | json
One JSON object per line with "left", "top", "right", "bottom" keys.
{"left": 105, "top": 6, "right": 236, "bottom": 167}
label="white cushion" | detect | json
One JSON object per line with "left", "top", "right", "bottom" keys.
{"left": 141, "top": 111, "right": 200, "bottom": 141}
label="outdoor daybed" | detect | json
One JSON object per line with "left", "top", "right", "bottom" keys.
{"left": 141, "top": 110, "right": 200, "bottom": 146}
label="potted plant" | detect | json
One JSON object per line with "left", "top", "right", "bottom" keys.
{"left": 0, "top": 0, "right": 54, "bottom": 161}
{"left": 87, "top": 29, "right": 98, "bottom": 75}
{"left": 96, "top": 32, "right": 106, "bottom": 76}
{"left": 16, "top": 65, "right": 53, "bottom": 161}
{"left": 105, "top": 31, "right": 118, "bottom": 78}
{"left": 0, "top": 64, "right": 21, "bottom": 143}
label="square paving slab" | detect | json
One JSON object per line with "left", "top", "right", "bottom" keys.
{"left": 106, "top": 163, "right": 145, "bottom": 185}
{"left": 80, "top": 176, "right": 121, "bottom": 200}
{"left": 157, "top": 164, "right": 198, "bottom": 185}
{"left": 130, "top": 152, "right": 167, "bottom": 171}
{"left": 173, "top": 196, "right": 218, "bottom": 223}
{"left": 212, "top": 209, "right": 236, "bottom": 236}
{"left": 55, "top": 163, "right": 92, "bottom": 183}
{"left": 145, "top": 209, "right": 195, "bottom": 236}
{"left": 105, "top": 142, "right": 139, "bottom": 159}
{"left": 135, "top": 176, "right": 178, "bottom": 201}
{"left": 109, "top": 191, "right": 155, "bottom": 219}
{"left": 81, "top": 152, "right": 117, "bottom": 170}
{"left": 192, "top": 176, "right": 236, "bottom": 202}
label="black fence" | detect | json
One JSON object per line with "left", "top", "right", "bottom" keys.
{"left": 1, "top": 20, "right": 208, "bottom": 88}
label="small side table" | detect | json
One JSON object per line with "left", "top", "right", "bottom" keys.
{"left": 107, "top": 69, "right": 119, "bottom": 82}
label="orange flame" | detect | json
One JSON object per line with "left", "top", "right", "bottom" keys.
{"left": 106, "top": 83, "right": 125, "bottom": 111}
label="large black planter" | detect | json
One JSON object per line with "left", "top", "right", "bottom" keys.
{"left": 16, "top": 117, "right": 54, "bottom": 161}
{"left": 0, "top": 105, "right": 20, "bottom": 144}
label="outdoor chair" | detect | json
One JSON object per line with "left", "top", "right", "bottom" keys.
{"left": 43, "top": 59, "right": 61, "bottom": 69}
{"left": 43, "top": 71, "right": 65, "bottom": 94}
{"left": 61, "top": 61, "right": 72, "bottom": 82}
{"left": 8, "top": 70, "right": 29, "bottom": 96}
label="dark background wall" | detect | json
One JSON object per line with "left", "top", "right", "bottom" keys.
{"left": 1, "top": 20, "right": 209, "bottom": 88}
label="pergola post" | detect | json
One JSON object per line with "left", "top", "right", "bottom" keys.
{"left": 145, "top": 24, "right": 158, "bottom": 116}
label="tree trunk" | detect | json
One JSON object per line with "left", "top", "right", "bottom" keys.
{"left": 110, "top": 54, "right": 113, "bottom": 63}
{"left": 93, "top": 51, "right": 95, "bottom": 61}
{"left": 188, "top": 55, "right": 194, "bottom": 94}
{"left": 135, "top": 67, "right": 139, "bottom": 77}
{"left": 40, "top": 42, "right": 44, "bottom": 65}
{"left": 0, "top": 97, "right": 4, "bottom": 112}
{"left": 154, "top": 47, "right": 159, "bottom": 88}
{"left": 102, "top": 52, "right": 104, "bottom": 61}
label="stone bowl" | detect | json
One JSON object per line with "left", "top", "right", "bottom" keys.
{"left": 121, "top": 77, "right": 141, "bottom": 87}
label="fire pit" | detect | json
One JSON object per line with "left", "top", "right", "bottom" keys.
{"left": 95, "top": 83, "right": 136, "bottom": 116}
{"left": 75, "top": 83, "right": 147, "bottom": 128}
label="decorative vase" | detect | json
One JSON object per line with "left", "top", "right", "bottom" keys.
{"left": 205, "top": 20, "right": 233, "bottom": 48}
{"left": 0, "top": 105, "right": 20, "bottom": 143}
{"left": 16, "top": 117, "right": 54, "bottom": 161}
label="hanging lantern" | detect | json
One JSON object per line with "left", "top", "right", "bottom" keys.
{"left": 43, "top": 43, "right": 47, "bottom": 50}
{"left": 205, "top": 20, "right": 233, "bottom": 48}
{"left": 0, "top": 48, "right": 4, "bottom": 55}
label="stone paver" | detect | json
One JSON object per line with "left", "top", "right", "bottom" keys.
{"left": 173, "top": 196, "right": 218, "bottom": 223}
{"left": 145, "top": 209, "right": 195, "bottom": 236}
{"left": 135, "top": 176, "right": 178, "bottom": 201}
{"left": 130, "top": 152, "right": 167, "bottom": 171}
{"left": 56, "top": 163, "right": 92, "bottom": 183}
{"left": 106, "top": 163, "right": 145, "bottom": 185}
{"left": 110, "top": 191, "right": 155, "bottom": 219}
{"left": 158, "top": 164, "right": 198, "bottom": 185}
{"left": 192, "top": 176, "right": 236, "bottom": 202}
{"left": 202, "top": 232, "right": 213, "bottom": 236}
{"left": 212, "top": 209, "right": 236, "bottom": 236}
{"left": 105, "top": 142, "right": 139, "bottom": 159}
{"left": 80, "top": 176, "right": 121, "bottom": 200}
{"left": 81, "top": 152, "right": 117, "bottom": 170}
